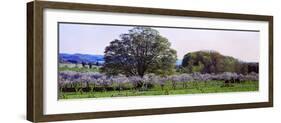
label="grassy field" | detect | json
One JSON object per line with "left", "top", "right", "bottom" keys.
{"left": 59, "top": 80, "right": 258, "bottom": 99}
{"left": 59, "top": 63, "right": 100, "bottom": 72}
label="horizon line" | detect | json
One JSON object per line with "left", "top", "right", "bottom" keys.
{"left": 58, "top": 52, "right": 259, "bottom": 63}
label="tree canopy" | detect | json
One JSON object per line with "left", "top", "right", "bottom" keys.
{"left": 181, "top": 51, "right": 258, "bottom": 74}
{"left": 101, "top": 27, "right": 177, "bottom": 77}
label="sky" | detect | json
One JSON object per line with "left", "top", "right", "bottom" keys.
{"left": 59, "top": 23, "right": 259, "bottom": 62}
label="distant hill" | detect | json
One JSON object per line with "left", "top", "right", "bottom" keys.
{"left": 59, "top": 53, "right": 104, "bottom": 64}
{"left": 60, "top": 53, "right": 182, "bottom": 66}
{"left": 176, "top": 59, "right": 182, "bottom": 66}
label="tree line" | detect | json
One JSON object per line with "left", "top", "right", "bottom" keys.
{"left": 181, "top": 51, "right": 258, "bottom": 74}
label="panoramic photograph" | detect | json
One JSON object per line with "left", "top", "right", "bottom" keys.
{"left": 58, "top": 23, "right": 259, "bottom": 99}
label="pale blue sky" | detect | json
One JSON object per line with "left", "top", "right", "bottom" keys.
{"left": 59, "top": 23, "right": 259, "bottom": 62}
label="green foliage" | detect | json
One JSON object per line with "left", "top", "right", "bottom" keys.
{"left": 101, "top": 27, "right": 177, "bottom": 77}
{"left": 181, "top": 50, "right": 258, "bottom": 74}
{"left": 59, "top": 63, "right": 100, "bottom": 72}
{"left": 192, "top": 61, "right": 204, "bottom": 72}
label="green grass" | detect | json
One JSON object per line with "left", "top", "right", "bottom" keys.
{"left": 59, "top": 80, "right": 258, "bottom": 99}
{"left": 59, "top": 63, "right": 100, "bottom": 72}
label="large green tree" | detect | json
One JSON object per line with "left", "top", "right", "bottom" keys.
{"left": 182, "top": 51, "right": 244, "bottom": 74}
{"left": 101, "top": 27, "right": 177, "bottom": 77}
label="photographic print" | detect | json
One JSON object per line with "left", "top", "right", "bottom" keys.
{"left": 27, "top": 1, "right": 273, "bottom": 122}
{"left": 58, "top": 23, "right": 259, "bottom": 99}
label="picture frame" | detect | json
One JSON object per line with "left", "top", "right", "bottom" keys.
{"left": 27, "top": 1, "right": 273, "bottom": 122}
